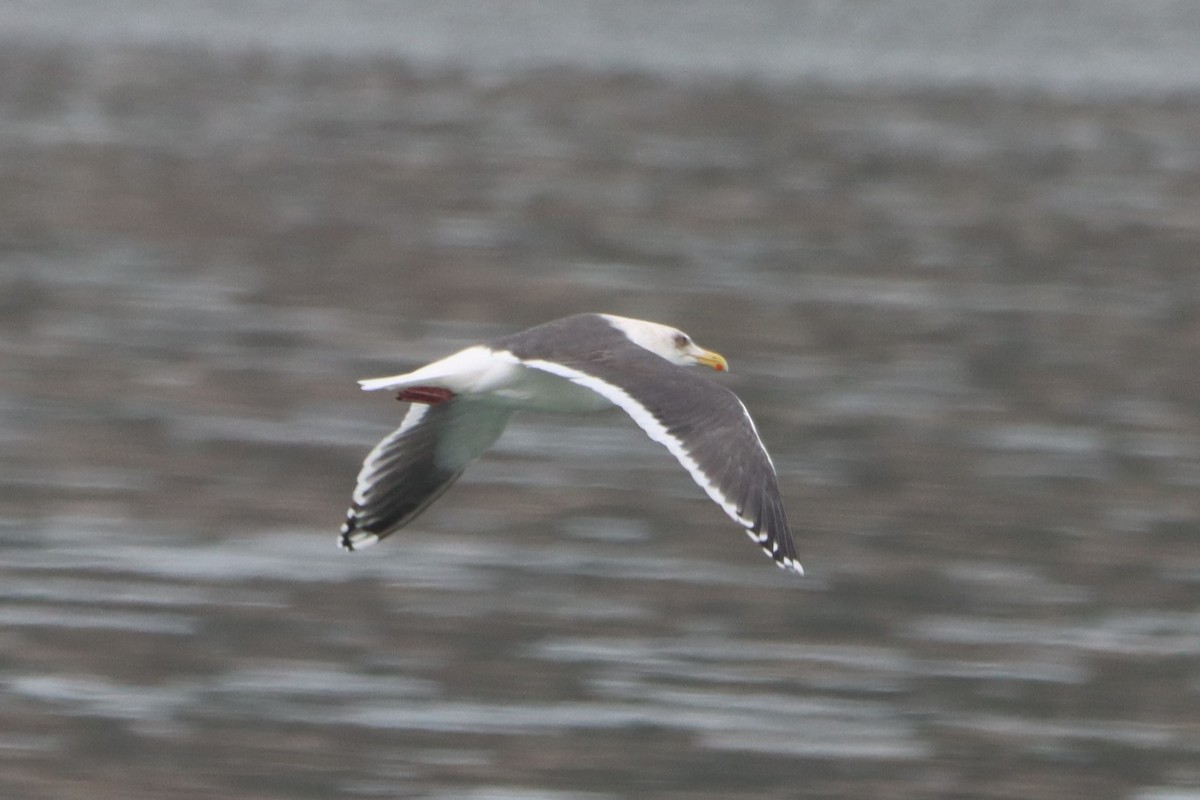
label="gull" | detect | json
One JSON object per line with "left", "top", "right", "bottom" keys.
{"left": 340, "top": 313, "right": 801, "bottom": 573}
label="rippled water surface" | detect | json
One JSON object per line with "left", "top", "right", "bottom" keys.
{"left": 2, "top": 9, "right": 1200, "bottom": 799}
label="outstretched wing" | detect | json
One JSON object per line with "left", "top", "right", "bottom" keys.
{"left": 340, "top": 400, "right": 511, "bottom": 550}
{"left": 517, "top": 352, "right": 801, "bottom": 574}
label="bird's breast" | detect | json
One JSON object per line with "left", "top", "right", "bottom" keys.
{"left": 482, "top": 364, "right": 613, "bottom": 413}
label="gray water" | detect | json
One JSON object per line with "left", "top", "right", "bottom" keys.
{"left": 7, "top": 0, "right": 1200, "bottom": 96}
{"left": 2, "top": 6, "right": 1200, "bottom": 799}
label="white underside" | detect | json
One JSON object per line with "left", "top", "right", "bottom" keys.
{"left": 358, "top": 346, "right": 613, "bottom": 413}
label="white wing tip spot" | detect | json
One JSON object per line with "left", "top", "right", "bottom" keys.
{"left": 339, "top": 520, "right": 379, "bottom": 552}
{"left": 745, "top": 528, "right": 803, "bottom": 574}
{"left": 777, "top": 555, "right": 805, "bottom": 575}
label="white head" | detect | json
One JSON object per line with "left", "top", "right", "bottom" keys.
{"left": 600, "top": 314, "right": 729, "bottom": 371}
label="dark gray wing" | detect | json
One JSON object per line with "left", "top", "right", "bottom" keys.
{"left": 340, "top": 400, "right": 511, "bottom": 550}
{"left": 516, "top": 346, "right": 802, "bottom": 574}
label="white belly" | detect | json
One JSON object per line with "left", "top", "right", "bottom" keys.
{"left": 484, "top": 364, "right": 614, "bottom": 412}
{"left": 359, "top": 346, "right": 614, "bottom": 413}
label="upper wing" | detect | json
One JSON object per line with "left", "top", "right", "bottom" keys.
{"left": 340, "top": 400, "right": 512, "bottom": 550}
{"left": 518, "top": 353, "right": 802, "bottom": 574}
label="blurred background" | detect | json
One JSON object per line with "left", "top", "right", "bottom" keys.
{"left": 3, "top": 2, "right": 1200, "bottom": 798}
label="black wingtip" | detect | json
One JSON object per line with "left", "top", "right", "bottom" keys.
{"left": 339, "top": 510, "right": 359, "bottom": 551}
{"left": 339, "top": 507, "right": 381, "bottom": 552}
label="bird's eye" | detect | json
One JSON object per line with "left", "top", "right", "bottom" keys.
{"left": 673, "top": 333, "right": 690, "bottom": 348}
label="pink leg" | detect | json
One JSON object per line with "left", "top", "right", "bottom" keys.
{"left": 395, "top": 386, "right": 456, "bottom": 404}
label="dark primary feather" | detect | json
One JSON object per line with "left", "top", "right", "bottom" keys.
{"left": 340, "top": 401, "right": 509, "bottom": 549}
